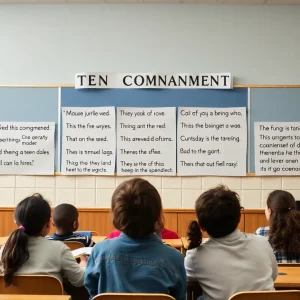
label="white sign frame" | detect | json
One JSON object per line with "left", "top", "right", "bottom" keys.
{"left": 75, "top": 73, "right": 233, "bottom": 89}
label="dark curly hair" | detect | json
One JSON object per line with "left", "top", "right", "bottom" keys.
{"left": 187, "top": 185, "right": 242, "bottom": 249}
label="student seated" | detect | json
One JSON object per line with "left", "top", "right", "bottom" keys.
{"left": 0, "top": 194, "right": 86, "bottom": 287}
{"left": 255, "top": 190, "right": 300, "bottom": 263}
{"left": 108, "top": 227, "right": 179, "bottom": 239}
{"left": 84, "top": 178, "right": 186, "bottom": 300}
{"left": 47, "top": 203, "right": 95, "bottom": 247}
{"left": 185, "top": 185, "right": 277, "bottom": 300}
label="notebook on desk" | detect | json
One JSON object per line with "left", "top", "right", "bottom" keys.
{"left": 71, "top": 247, "right": 93, "bottom": 258}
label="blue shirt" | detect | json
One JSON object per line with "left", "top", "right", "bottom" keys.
{"left": 84, "top": 233, "right": 186, "bottom": 300}
{"left": 47, "top": 232, "right": 95, "bottom": 247}
{"left": 255, "top": 226, "right": 300, "bottom": 263}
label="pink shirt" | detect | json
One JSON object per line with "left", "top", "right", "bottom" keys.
{"left": 108, "top": 228, "right": 179, "bottom": 239}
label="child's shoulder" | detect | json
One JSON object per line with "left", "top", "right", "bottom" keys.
{"left": 33, "top": 237, "right": 67, "bottom": 252}
{"left": 241, "top": 232, "right": 271, "bottom": 250}
{"left": 93, "top": 236, "right": 182, "bottom": 257}
{"left": 162, "top": 244, "right": 184, "bottom": 261}
{"left": 93, "top": 236, "right": 118, "bottom": 250}
{"left": 244, "top": 231, "right": 268, "bottom": 240}
{"left": 248, "top": 232, "right": 270, "bottom": 243}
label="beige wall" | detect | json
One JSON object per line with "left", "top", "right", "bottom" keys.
{"left": 0, "top": 175, "right": 299, "bottom": 209}
{"left": 1, "top": 5, "right": 300, "bottom": 85}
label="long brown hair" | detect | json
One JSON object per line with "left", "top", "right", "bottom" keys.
{"left": 0, "top": 194, "right": 51, "bottom": 286}
{"left": 111, "top": 178, "right": 163, "bottom": 238}
{"left": 267, "top": 190, "right": 300, "bottom": 257}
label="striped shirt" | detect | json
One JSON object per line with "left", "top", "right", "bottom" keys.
{"left": 47, "top": 232, "right": 95, "bottom": 247}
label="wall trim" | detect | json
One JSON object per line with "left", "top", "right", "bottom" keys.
{"left": 0, "top": 84, "right": 300, "bottom": 88}
{"left": 0, "top": 207, "right": 265, "bottom": 213}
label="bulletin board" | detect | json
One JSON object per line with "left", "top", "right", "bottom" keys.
{"left": 250, "top": 88, "right": 300, "bottom": 174}
{"left": 61, "top": 88, "right": 247, "bottom": 108}
{"left": 3, "top": 85, "right": 300, "bottom": 176}
{"left": 0, "top": 87, "right": 59, "bottom": 171}
{"left": 60, "top": 88, "right": 248, "bottom": 175}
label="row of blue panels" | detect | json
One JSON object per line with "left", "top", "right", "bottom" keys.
{"left": 0, "top": 87, "right": 299, "bottom": 173}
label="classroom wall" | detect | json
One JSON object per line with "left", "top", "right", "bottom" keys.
{"left": 1, "top": 175, "right": 300, "bottom": 209}
{"left": 1, "top": 4, "right": 300, "bottom": 210}
{"left": 0, "top": 4, "right": 300, "bottom": 85}
{"left": 0, "top": 206, "right": 267, "bottom": 237}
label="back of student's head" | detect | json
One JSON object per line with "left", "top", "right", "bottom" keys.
{"left": 0, "top": 193, "right": 51, "bottom": 286}
{"left": 53, "top": 203, "right": 79, "bottom": 232}
{"left": 111, "top": 178, "right": 163, "bottom": 239}
{"left": 187, "top": 185, "right": 241, "bottom": 249}
{"left": 267, "top": 190, "right": 300, "bottom": 257}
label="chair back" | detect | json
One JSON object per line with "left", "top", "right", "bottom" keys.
{"left": 63, "top": 241, "right": 84, "bottom": 250}
{"left": 76, "top": 231, "right": 99, "bottom": 237}
{"left": 93, "top": 293, "right": 175, "bottom": 300}
{"left": 0, "top": 274, "right": 63, "bottom": 295}
{"left": 229, "top": 290, "right": 300, "bottom": 300}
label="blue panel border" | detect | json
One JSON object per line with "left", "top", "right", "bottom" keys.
{"left": 250, "top": 88, "right": 300, "bottom": 173}
{"left": 0, "top": 87, "right": 59, "bottom": 172}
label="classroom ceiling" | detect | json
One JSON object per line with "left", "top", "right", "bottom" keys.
{"left": 1, "top": 0, "right": 300, "bottom": 3}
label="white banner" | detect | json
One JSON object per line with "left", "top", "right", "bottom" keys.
{"left": 255, "top": 122, "right": 300, "bottom": 175}
{"left": 61, "top": 107, "right": 116, "bottom": 175}
{"left": 0, "top": 122, "right": 55, "bottom": 175}
{"left": 177, "top": 107, "right": 247, "bottom": 176}
{"left": 75, "top": 73, "right": 233, "bottom": 89}
{"left": 117, "top": 107, "right": 176, "bottom": 176}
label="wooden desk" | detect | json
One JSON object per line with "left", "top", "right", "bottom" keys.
{"left": 1, "top": 236, "right": 182, "bottom": 249}
{"left": 0, "top": 236, "right": 107, "bottom": 247}
{"left": 0, "top": 236, "right": 8, "bottom": 247}
{"left": 181, "top": 237, "right": 208, "bottom": 250}
{"left": 163, "top": 239, "right": 183, "bottom": 251}
{"left": 92, "top": 236, "right": 107, "bottom": 243}
{"left": 275, "top": 266, "right": 300, "bottom": 288}
{"left": 0, "top": 296, "right": 71, "bottom": 300}
{"left": 181, "top": 237, "right": 188, "bottom": 249}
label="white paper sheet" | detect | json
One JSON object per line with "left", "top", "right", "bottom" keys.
{"left": 71, "top": 247, "right": 93, "bottom": 258}
{"left": 117, "top": 107, "right": 176, "bottom": 176}
{"left": 61, "top": 107, "right": 116, "bottom": 175}
{"left": 0, "top": 122, "right": 55, "bottom": 175}
{"left": 177, "top": 107, "right": 247, "bottom": 176}
{"left": 255, "top": 122, "right": 300, "bottom": 175}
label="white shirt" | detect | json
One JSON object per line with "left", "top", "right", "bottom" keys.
{"left": 185, "top": 229, "right": 278, "bottom": 300}
{"left": 0, "top": 236, "right": 85, "bottom": 287}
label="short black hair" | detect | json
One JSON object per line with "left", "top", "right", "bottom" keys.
{"left": 111, "top": 178, "right": 163, "bottom": 238}
{"left": 52, "top": 203, "right": 78, "bottom": 232}
{"left": 195, "top": 185, "right": 242, "bottom": 238}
